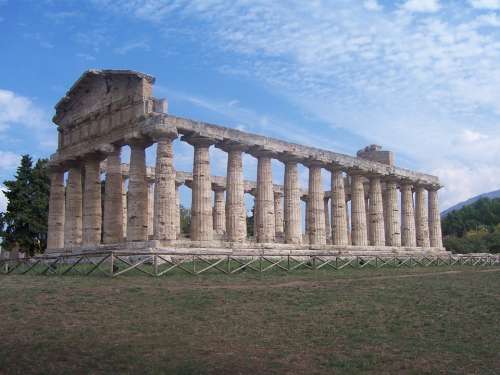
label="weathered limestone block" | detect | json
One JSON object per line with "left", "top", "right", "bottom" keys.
{"left": 224, "top": 147, "right": 247, "bottom": 242}
{"left": 283, "top": 160, "right": 302, "bottom": 244}
{"left": 47, "top": 169, "right": 65, "bottom": 249}
{"left": 384, "top": 179, "right": 401, "bottom": 246}
{"left": 351, "top": 173, "right": 368, "bottom": 246}
{"left": 368, "top": 176, "right": 385, "bottom": 246}
{"left": 255, "top": 154, "right": 275, "bottom": 243}
{"left": 401, "top": 183, "right": 417, "bottom": 247}
{"left": 274, "top": 191, "right": 284, "bottom": 237}
{"left": 187, "top": 137, "right": 213, "bottom": 241}
{"left": 103, "top": 148, "right": 123, "bottom": 244}
{"left": 127, "top": 141, "right": 149, "bottom": 241}
{"left": 331, "top": 169, "right": 348, "bottom": 246}
{"left": 415, "top": 185, "right": 430, "bottom": 247}
{"left": 153, "top": 135, "right": 178, "bottom": 241}
{"left": 428, "top": 188, "right": 443, "bottom": 248}
{"left": 213, "top": 186, "right": 226, "bottom": 235}
{"left": 307, "top": 163, "right": 326, "bottom": 245}
{"left": 64, "top": 163, "right": 83, "bottom": 247}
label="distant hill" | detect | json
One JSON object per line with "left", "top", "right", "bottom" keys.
{"left": 441, "top": 189, "right": 500, "bottom": 218}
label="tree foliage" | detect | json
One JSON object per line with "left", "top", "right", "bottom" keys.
{"left": 0, "top": 155, "right": 50, "bottom": 256}
{"left": 442, "top": 198, "right": 500, "bottom": 254}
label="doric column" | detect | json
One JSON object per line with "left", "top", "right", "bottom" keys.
{"left": 346, "top": 200, "right": 351, "bottom": 245}
{"left": 307, "top": 162, "right": 326, "bottom": 245}
{"left": 331, "top": 168, "right": 348, "bottom": 246}
{"left": 384, "top": 178, "right": 401, "bottom": 247}
{"left": 368, "top": 175, "right": 385, "bottom": 246}
{"left": 64, "top": 163, "right": 83, "bottom": 247}
{"left": 428, "top": 186, "right": 443, "bottom": 248}
{"left": 148, "top": 181, "right": 154, "bottom": 238}
{"left": 283, "top": 158, "right": 302, "bottom": 244}
{"left": 323, "top": 196, "right": 331, "bottom": 243}
{"left": 183, "top": 135, "right": 214, "bottom": 241}
{"left": 415, "top": 184, "right": 430, "bottom": 247}
{"left": 301, "top": 195, "right": 309, "bottom": 239}
{"left": 175, "top": 181, "right": 182, "bottom": 239}
{"left": 151, "top": 129, "right": 178, "bottom": 241}
{"left": 103, "top": 147, "right": 123, "bottom": 244}
{"left": 254, "top": 151, "right": 275, "bottom": 243}
{"left": 221, "top": 144, "right": 247, "bottom": 242}
{"left": 82, "top": 155, "right": 102, "bottom": 245}
{"left": 401, "top": 182, "right": 417, "bottom": 247}
{"left": 47, "top": 167, "right": 65, "bottom": 249}
{"left": 274, "top": 191, "right": 284, "bottom": 238}
{"left": 122, "top": 177, "right": 127, "bottom": 239}
{"left": 212, "top": 185, "right": 226, "bottom": 235}
{"left": 127, "top": 140, "right": 149, "bottom": 242}
{"left": 350, "top": 172, "right": 368, "bottom": 246}
{"left": 365, "top": 192, "right": 370, "bottom": 240}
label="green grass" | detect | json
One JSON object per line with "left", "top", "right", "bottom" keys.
{"left": 0, "top": 266, "right": 499, "bottom": 374}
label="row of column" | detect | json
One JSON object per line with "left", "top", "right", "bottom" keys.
{"left": 47, "top": 135, "right": 443, "bottom": 249}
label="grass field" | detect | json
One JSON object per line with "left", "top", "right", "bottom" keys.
{"left": 1, "top": 266, "right": 499, "bottom": 374}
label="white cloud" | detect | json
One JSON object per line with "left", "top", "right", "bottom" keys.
{"left": 458, "top": 129, "right": 488, "bottom": 143}
{"left": 364, "top": 0, "right": 382, "bottom": 11}
{"left": 401, "top": 0, "right": 441, "bottom": 12}
{"left": 469, "top": 0, "right": 500, "bottom": 9}
{"left": 0, "top": 151, "right": 20, "bottom": 172}
{"left": 0, "top": 89, "right": 46, "bottom": 131}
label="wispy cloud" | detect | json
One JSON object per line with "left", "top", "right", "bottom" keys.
{"left": 93, "top": 0, "right": 500, "bottom": 208}
{"left": 113, "top": 40, "right": 150, "bottom": 55}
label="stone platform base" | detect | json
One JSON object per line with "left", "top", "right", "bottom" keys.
{"left": 46, "top": 240, "right": 450, "bottom": 258}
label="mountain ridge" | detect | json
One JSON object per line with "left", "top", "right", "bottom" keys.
{"left": 441, "top": 189, "right": 500, "bottom": 217}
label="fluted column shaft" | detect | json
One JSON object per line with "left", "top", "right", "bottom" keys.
{"left": 148, "top": 182, "right": 154, "bottom": 237}
{"left": 351, "top": 174, "right": 368, "bottom": 246}
{"left": 154, "top": 137, "right": 177, "bottom": 241}
{"left": 190, "top": 142, "right": 213, "bottom": 241}
{"left": 346, "top": 201, "right": 351, "bottom": 245}
{"left": 213, "top": 188, "right": 226, "bottom": 235}
{"left": 401, "top": 183, "right": 417, "bottom": 247}
{"left": 103, "top": 148, "right": 123, "bottom": 244}
{"left": 384, "top": 180, "right": 401, "bottom": 246}
{"left": 82, "top": 157, "right": 102, "bottom": 245}
{"left": 47, "top": 170, "right": 65, "bottom": 249}
{"left": 284, "top": 161, "right": 302, "bottom": 244}
{"left": 415, "top": 186, "right": 430, "bottom": 247}
{"left": 225, "top": 149, "right": 246, "bottom": 242}
{"left": 368, "top": 176, "right": 385, "bottom": 246}
{"left": 127, "top": 142, "right": 148, "bottom": 241}
{"left": 175, "top": 182, "right": 182, "bottom": 238}
{"left": 428, "top": 188, "right": 443, "bottom": 248}
{"left": 308, "top": 164, "right": 326, "bottom": 245}
{"left": 122, "top": 177, "right": 127, "bottom": 238}
{"left": 274, "top": 191, "right": 284, "bottom": 237}
{"left": 324, "top": 197, "right": 331, "bottom": 242}
{"left": 255, "top": 156, "right": 275, "bottom": 243}
{"left": 64, "top": 165, "right": 83, "bottom": 247}
{"left": 331, "top": 169, "right": 348, "bottom": 246}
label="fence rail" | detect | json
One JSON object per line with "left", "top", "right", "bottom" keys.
{"left": 0, "top": 252, "right": 498, "bottom": 278}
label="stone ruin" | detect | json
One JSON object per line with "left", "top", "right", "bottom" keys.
{"left": 46, "top": 70, "right": 446, "bottom": 256}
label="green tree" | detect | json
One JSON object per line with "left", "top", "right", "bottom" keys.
{"left": 0, "top": 155, "right": 50, "bottom": 256}
{"left": 179, "top": 204, "right": 191, "bottom": 236}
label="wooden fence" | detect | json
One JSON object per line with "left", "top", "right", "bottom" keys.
{"left": 0, "top": 252, "right": 498, "bottom": 278}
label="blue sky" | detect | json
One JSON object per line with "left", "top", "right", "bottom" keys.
{"left": 1, "top": 0, "right": 500, "bottom": 212}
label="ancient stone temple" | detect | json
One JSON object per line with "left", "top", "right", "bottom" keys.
{"left": 46, "top": 70, "right": 446, "bottom": 255}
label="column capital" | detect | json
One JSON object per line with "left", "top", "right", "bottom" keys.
{"left": 347, "top": 167, "right": 368, "bottom": 177}
{"left": 277, "top": 151, "right": 302, "bottom": 164}
{"left": 142, "top": 122, "right": 178, "bottom": 142}
{"left": 273, "top": 190, "right": 283, "bottom": 198}
{"left": 181, "top": 133, "right": 218, "bottom": 147}
{"left": 215, "top": 140, "right": 248, "bottom": 153}
{"left": 124, "top": 135, "right": 150, "bottom": 148}
{"left": 327, "top": 163, "right": 347, "bottom": 173}
{"left": 249, "top": 146, "right": 277, "bottom": 159}
{"left": 211, "top": 182, "right": 226, "bottom": 192}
